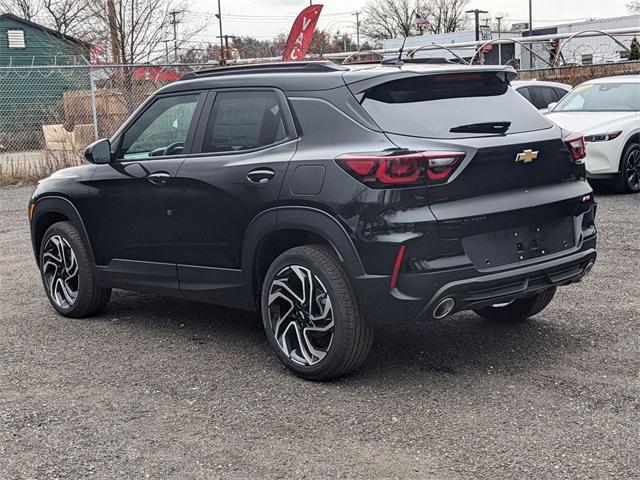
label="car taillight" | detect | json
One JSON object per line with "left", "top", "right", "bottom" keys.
{"left": 564, "top": 133, "right": 586, "bottom": 163}
{"left": 337, "top": 151, "right": 465, "bottom": 187}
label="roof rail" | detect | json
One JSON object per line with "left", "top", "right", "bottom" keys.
{"left": 181, "top": 61, "right": 347, "bottom": 80}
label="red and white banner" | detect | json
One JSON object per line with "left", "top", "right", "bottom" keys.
{"left": 282, "top": 4, "right": 323, "bottom": 61}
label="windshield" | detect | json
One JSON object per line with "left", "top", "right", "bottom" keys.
{"left": 554, "top": 83, "right": 640, "bottom": 112}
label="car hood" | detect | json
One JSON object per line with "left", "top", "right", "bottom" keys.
{"left": 546, "top": 111, "right": 639, "bottom": 134}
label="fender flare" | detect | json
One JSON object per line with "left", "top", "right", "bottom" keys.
{"left": 241, "top": 206, "right": 366, "bottom": 288}
{"left": 31, "top": 195, "right": 96, "bottom": 267}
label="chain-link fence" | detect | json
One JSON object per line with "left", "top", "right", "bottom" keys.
{"left": 0, "top": 63, "right": 211, "bottom": 185}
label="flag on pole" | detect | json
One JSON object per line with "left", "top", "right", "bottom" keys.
{"left": 282, "top": 4, "right": 324, "bottom": 61}
{"left": 415, "top": 11, "right": 428, "bottom": 25}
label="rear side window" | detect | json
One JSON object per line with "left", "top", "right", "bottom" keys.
{"left": 554, "top": 87, "right": 569, "bottom": 100}
{"left": 361, "top": 73, "right": 552, "bottom": 139}
{"left": 529, "top": 86, "right": 560, "bottom": 109}
{"left": 202, "top": 91, "right": 287, "bottom": 153}
{"left": 516, "top": 86, "right": 532, "bottom": 102}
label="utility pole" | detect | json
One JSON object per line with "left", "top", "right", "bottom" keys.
{"left": 465, "top": 9, "right": 488, "bottom": 42}
{"left": 496, "top": 16, "right": 504, "bottom": 65}
{"left": 107, "top": 0, "right": 120, "bottom": 64}
{"left": 163, "top": 40, "right": 171, "bottom": 63}
{"left": 169, "top": 10, "right": 181, "bottom": 62}
{"left": 217, "top": 34, "right": 236, "bottom": 62}
{"left": 352, "top": 11, "right": 361, "bottom": 50}
{"left": 215, "top": 0, "right": 225, "bottom": 65}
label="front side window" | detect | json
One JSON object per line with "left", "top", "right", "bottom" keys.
{"left": 120, "top": 94, "right": 199, "bottom": 160}
{"left": 202, "top": 91, "right": 287, "bottom": 153}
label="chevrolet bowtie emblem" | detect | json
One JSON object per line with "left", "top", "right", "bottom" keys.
{"left": 515, "top": 149, "right": 539, "bottom": 163}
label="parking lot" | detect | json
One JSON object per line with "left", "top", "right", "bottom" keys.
{"left": 1, "top": 184, "right": 638, "bottom": 479}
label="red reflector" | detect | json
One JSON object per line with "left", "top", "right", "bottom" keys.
{"left": 564, "top": 133, "right": 587, "bottom": 163}
{"left": 390, "top": 244, "right": 406, "bottom": 290}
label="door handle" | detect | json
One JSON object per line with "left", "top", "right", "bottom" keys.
{"left": 247, "top": 168, "right": 275, "bottom": 184}
{"left": 147, "top": 172, "right": 171, "bottom": 185}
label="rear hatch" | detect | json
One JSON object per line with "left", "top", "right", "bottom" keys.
{"left": 346, "top": 66, "right": 590, "bottom": 269}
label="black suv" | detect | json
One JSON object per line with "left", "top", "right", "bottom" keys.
{"left": 29, "top": 61, "right": 597, "bottom": 380}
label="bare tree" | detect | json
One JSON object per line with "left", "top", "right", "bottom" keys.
{"left": 361, "top": 0, "right": 418, "bottom": 42}
{"left": 423, "top": 0, "right": 469, "bottom": 35}
{"left": 628, "top": 1, "right": 640, "bottom": 13}
{"left": 41, "top": 0, "right": 90, "bottom": 36}
{"left": 0, "top": 0, "right": 41, "bottom": 21}
{"left": 88, "top": 0, "right": 205, "bottom": 64}
{"left": 361, "top": 0, "right": 469, "bottom": 42}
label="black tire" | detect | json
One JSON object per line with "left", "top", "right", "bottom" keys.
{"left": 615, "top": 142, "right": 640, "bottom": 194}
{"left": 473, "top": 287, "right": 556, "bottom": 323}
{"left": 39, "top": 221, "right": 111, "bottom": 318}
{"left": 260, "top": 244, "right": 374, "bottom": 380}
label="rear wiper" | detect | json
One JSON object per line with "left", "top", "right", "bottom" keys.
{"left": 450, "top": 121, "right": 511, "bottom": 135}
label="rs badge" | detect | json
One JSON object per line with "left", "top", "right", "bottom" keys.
{"left": 515, "top": 149, "right": 539, "bottom": 163}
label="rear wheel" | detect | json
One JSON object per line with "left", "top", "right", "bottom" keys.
{"left": 40, "top": 221, "right": 111, "bottom": 318}
{"left": 616, "top": 143, "right": 640, "bottom": 194}
{"left": 261, "top": 245, "right": 373, "bottom": 380}
{"left": 473, "top": 288, "right": 556, "bottom": 323}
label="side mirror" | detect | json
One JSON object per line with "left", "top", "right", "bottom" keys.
{"left": 547, "top": 102, "right": 558, "bottom": 112}
{"left": 84, "top": 139, "right": 113, "bottom": 164}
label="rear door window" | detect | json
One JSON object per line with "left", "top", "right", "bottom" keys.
{"left": 360, "top": 73, "right": 552, "bottom": 139}
{"left": 201, "top": 91, "right": 287, "bottom": 153}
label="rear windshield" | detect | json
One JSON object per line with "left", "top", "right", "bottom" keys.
{"left": 361, "top": 72, "right": 552, "bottom": 139}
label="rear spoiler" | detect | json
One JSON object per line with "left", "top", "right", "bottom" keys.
{"left": 343, "top": 65, "right": 518, "bottom": 95}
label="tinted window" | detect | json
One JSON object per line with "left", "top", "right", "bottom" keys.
{"left": 202, "top": 91, "right": 286, "bottom": 153}
{"left": 554, "top": 83, "right": 640, "bottom": 112}
{"left": 553, "top": 87, "right": 569, "bottom": 100}
{"left": 517, "top": 86, "right": 532, "bottom": 102}
{"left": 529, "top": 86, "right": 559, "bottom": 109}
{"left": 361, "top": 73, "right": 551, "bottom": 139}
{"left": 120, "top": 95, "right": 199, "bottom": 160}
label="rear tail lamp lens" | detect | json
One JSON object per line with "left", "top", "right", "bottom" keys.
{"left": 337, "top": 151, "right": 465, "bottom": 187}
{"left": 564, "top": 133, "right": 587, "bottom": 163}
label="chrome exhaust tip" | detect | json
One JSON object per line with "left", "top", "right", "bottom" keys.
{"left": 579, "top": 260, "right": 595, "bottom": 281}
{"left": 433, "top": 297, "right": 455, "bottom": 320}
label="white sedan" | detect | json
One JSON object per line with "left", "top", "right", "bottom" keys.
{"left": 546, "top": 76, "right": 640, "bottom": 193}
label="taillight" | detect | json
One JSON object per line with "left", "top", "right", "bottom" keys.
{"left": 564, "top": 133, "right": 586, "bottom": 163}
{"left": 337, "top": 151, "right": 465, "bottom": 187}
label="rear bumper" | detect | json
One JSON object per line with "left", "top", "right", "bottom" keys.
{"left": 352, "top": 234, "right": 596, "bottom": 325}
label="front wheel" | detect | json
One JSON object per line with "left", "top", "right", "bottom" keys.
{"left": 473, "top": 288, "right": 556, "bottom": 323}
{"left": 261, "top": 245, "right": 374, "bottom": 380}
{"left": 39, "top": 221, "right": 111, "bottom": 318}
{"left": 616, "top": 143, "right": 640, "bottom": 194}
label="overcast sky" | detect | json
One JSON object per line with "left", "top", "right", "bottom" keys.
{"left": 189, "top": 0, "right": 633, "bottom": 44}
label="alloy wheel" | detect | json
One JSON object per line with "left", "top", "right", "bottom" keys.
{"left": 626, "top": 149, "right": 640, "bottom": 191}
{"left": 267, "top": 265, "right": 334, "bottom": 366}
{"left": 42, "top": 235, "right": 79, "bottom": 308}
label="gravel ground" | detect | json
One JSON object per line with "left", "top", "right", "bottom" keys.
{"left": 1, "top": 185, "right": 638, "bottom": 479}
